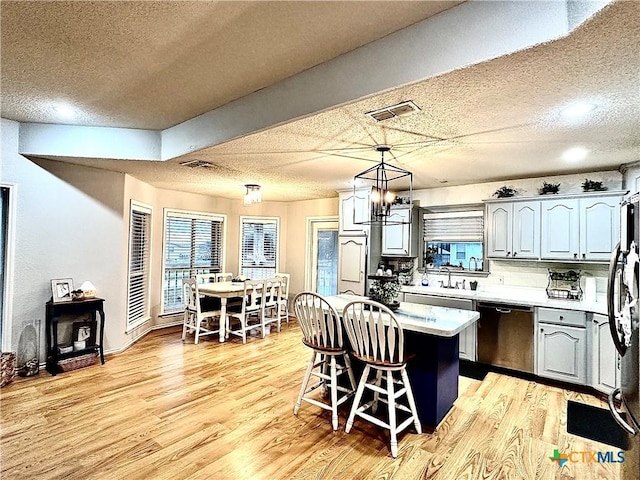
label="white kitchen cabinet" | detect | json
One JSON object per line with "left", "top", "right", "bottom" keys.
{"left": 540, "top": 193, "right": 623, "bottom": 261}
{"left": 591, "top": 313, "right": 620, "bottom": 393}
{"left": 338, "top": 188, "right": 371, "bottom": 235}
{"left": 487, "top": 201, "right": 540, "bottom": 259}
{"left": 580, "top": 196, "right": 621, "bottom": 261}
{"left": 404, "top": 293, "right": 476, "bottom": 361}
{"left": 536, "top": 307, "right": 587, "bottom": 385}
{"left": 381, "top": 205, "right": 420, "bottom": 257}
{"left": 540, "top": 198, "right": 580, "bottom": 260}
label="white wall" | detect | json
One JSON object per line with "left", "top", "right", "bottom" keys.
{"left": 1, "top": 118, "right": 126, "bottom": 359}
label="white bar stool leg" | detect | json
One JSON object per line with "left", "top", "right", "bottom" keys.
{"left": 330, "top": 355, "right": 339, "bottom": 431}
{"left": 345, "top": 364, "right": 370, "bottom": 433}
{"left": 387, "top": 370, "right": 398, "bottom": 458}
{"left": 295, "top": 351, "right": 317, "bottom": 415}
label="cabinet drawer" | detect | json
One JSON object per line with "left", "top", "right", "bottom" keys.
{"left": 537, "top": 307, "right": 586, "bottom": 327}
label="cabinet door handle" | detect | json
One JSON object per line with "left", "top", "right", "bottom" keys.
{"left": 513, "top": 252, "right": 518, "bottom": 257}
{"left": 582, "top": 253, "right": 586, "bottom": 259}
{"left": 574, "top": 253, "right": 578, "bottom": 259}
{"left": 506, "top": 251, "right": 511, "bottom": 257}
{"left": 540, "top": 328, "right": 544, "bottom": 333}
{"left": 559, "top": 315, "right": 564, "bottom": 321}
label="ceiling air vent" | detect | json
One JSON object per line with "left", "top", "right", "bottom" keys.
{"left": 366, "top": 100, "right": 421, "bottom": 122}
{"left": 180, "top": 159, "right": 213, "bottom": 168}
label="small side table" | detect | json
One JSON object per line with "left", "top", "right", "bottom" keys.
{"left": 45, "top": 297, "right": 105, "bottom": 375}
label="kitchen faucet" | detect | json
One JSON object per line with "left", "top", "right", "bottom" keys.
{"left": 440, "top": 266, "right": 452, "bottom": 288}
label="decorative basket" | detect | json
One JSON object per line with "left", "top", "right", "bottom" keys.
{"left": 57, "top": 352, "right": 97, "bottom": 372}
{"left": 1, "top": 352, "right": 17, "bottom": 387}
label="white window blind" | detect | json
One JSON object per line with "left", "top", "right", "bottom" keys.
{"left": 424, "top": 210, "right": 484, "bottom": 242}
{"left": 162, "top": 209, "right": 225, "bottom": 313}
{"left": 240, "top": 217, "right": 279, "bottom": 280}
{"left": 127, "top": 202, "right": 152, "bottom": 330}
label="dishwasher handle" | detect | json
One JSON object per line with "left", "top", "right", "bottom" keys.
{"left": 477, "top": 302, "right": 533, "bottom": 313}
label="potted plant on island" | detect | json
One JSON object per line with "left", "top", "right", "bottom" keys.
{"left": 369, "top": 278, "right": 401, "bottom": 311}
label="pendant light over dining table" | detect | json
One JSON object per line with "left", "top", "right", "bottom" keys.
{"left": 353, "top": 145, "right": 413, "bottom": 225}
{"left": 243, "top": 184, "right": 262, "bottom": 206}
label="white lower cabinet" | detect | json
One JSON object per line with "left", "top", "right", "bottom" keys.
{"left": 404, "top": 293, "right": 476, "bottom": 361}
{"left": 591, "top": 313, "right": 620, "bottom": 393}
{"left": 537, "top": 319, "right": 587, "bottom": 385}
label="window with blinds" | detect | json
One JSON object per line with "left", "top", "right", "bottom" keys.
{"left": 162, "top": 209, "right": 225, "bottom": 313}
{"left": 127, "top": 201, "right": 152, "bottom": 330}
{"left": 240, "top": 217, "right": 279, "bottom": 280}
{"left": 423, "top": 210, "right": 485, "bottom": 271}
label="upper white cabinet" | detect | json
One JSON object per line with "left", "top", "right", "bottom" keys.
{"left": 541, "top": 193, "right": 622, "bottom": 261}
{"left": 339, "top": 188, "right": 371, "bottom": 235}
{"left": 486, "top": 191, "right": 624, "bottom": 263}
{"left": 580, "top": 196, "right": 621, "bottom": 261}
{"left": 487, "top": 201, "right": 540, "bottom": 259}
{"left": 540, "top": 198, "right": 580, "bottom": 260}
{"left": 381, "top": 205, "right": 420, "bottom": 257}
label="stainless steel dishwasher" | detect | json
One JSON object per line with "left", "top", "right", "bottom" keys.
{"left": 476, "top": 302, "right": 534, "bottom": 373}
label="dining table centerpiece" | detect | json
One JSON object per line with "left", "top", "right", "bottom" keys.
{"left": 369, "top": 277, "right": 401, "bottom": 310}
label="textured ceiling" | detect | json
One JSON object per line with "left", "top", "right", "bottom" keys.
{"left": 2, "top": 1, "right": 640, "bottom": 202}
{"left": 1, "top": 0, "right": 460, "bottom": 129}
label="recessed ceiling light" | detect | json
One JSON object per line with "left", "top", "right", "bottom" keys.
{"left": 562, "top": 146, "right": 589, "bottom": 162}
{"left": 53, "top": 103, "right": 76, "bottom": 119}
{"left": 561, "top": 102, "right": 596, "bottom": 118}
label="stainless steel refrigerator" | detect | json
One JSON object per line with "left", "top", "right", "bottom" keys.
{"left": 608, "top": 192, "right": 640, "bottom": 478}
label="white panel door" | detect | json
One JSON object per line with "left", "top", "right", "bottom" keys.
{"left": 541, "top": 199, "right": 580, "bottom": 260}
{"left": 580, "top": 196, "right": 620, "bottom": 261}
{"left": 337, "top": 236, "right": 367, "bottom": 295}
{"left": 512, "top": 201, "right": 540, "bottom": 259}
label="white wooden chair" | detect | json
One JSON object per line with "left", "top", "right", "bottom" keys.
{"left": 342, "top": 299, "right": 421, "bottom": 457}
{"left": 262, "top": 277, "right": 284, "bottom": 334}
{"left": 293, "top": 292, "right": 357, "bottom": 430}
{"left": 181, "top": 278, "right": 222, "bottom": 344}
{"left": 227, "top": 280, "right": 264, "bottom": 344}
{"left": 275, "top": 273, "right": 290, "bottom": 322}
{"left": 215, "top": 272, "right": 234, "bottom": 282}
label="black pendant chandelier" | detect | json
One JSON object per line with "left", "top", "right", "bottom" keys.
{"left": 353, "top": 145, "right": 413, "bottom": 225}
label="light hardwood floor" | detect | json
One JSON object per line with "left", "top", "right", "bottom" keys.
{"left": 1, "top": 322, "right": 622, "bottom": 479}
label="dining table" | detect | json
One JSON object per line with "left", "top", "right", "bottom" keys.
{"left": 197, "top": 281, "right": 245, "bottom": 342}
{"left": 324, "top": 294, "right": 480, "bottom": 429}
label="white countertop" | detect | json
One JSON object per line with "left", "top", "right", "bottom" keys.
{"left": 402, "top": 285, "right": 608, "bottom": 315}
{"left": 325, "top": 294, "right": 480, "bottom": 337}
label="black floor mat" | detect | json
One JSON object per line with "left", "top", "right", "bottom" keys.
{"left": 567, "top": 400, "right": 629, "bottom": 450}
{"left": 459, "top": 361, "right": 488, "bottom": 381}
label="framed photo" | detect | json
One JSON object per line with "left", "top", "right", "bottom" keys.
{"left": 51, "top": 278, "right": 74, "bottom": 302}
{"left": 72, "top": 320, "right": 97, "bottom": 346}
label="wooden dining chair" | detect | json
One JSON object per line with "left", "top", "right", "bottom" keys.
{"left": 293, "top": 292, "right": 357, "bottom": 431}
{"left": 181, "top": 278, "right": 222, "bottom": 344}
{"left": 262, "top": 277, "right": 283, "bottom": 335}
{"left": 275, "top": 273, "right": 290, "bottom": 323}
{"left": 341, "top": 299, "right": 421, "bottom": 457}
{"left": 215, "top": 272, "right": 234, "bottom": 282}
{"left": 227, "top": 280, "right": 264, "bottom": 344}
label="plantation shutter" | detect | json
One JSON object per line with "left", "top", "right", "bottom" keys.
{"left": 127, "top": 202, "right": 152, "bottom": 330}
{"left": 163, "top": 210, "right": 225, "bottom": 313}
{"left": 240, "top": 217, "right": 279, "bottom": 279}
{"left": 424, "top": 210, "right": 484, "bottom": 242}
